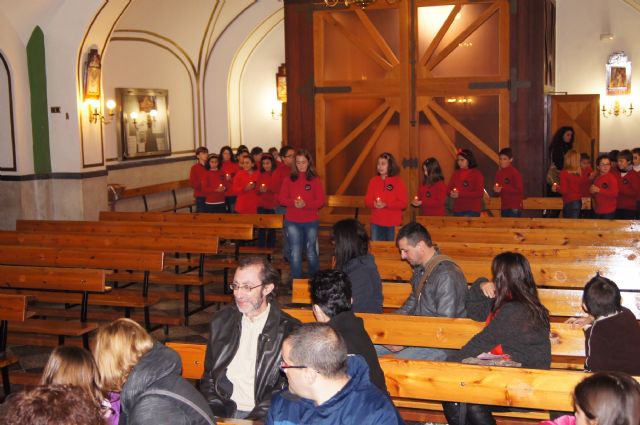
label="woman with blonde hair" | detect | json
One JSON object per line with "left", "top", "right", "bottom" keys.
{"left": 93, "top": 318, "right": 216, "bottom": 425}
{"left": 552, "top": 149, "right": 583, "bottom": 218}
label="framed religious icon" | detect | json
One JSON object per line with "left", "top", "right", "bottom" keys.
{"left": 116, "top": 88, "right": 171, "bottom": 159}
{"left": 606, "top": 52, "right": 631, "bottom": 96}
{"left": 83, "top": 49, "right": 101, "bottom": 100}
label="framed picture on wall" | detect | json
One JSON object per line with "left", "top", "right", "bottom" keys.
{"left": 606, "top": 52, "right": 631, "bottom": 96}
{"left": 116, "top": 88, "right": 171, "bottom": 159}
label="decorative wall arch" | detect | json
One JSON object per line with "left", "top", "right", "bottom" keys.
{"left": 0, "top": 52, "right": 17, "bottom": 171}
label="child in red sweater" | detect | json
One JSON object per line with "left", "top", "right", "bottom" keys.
{"left": 552, "top": 149, "right": 582, "bottom": 218}
{"left": 257, "top": 154, "right": 278, "bottom": 247}
{"left": 201, "top": 154, "right": 227, "bottom": 213}
{"left": 233, "top": 154, "right": 260, "bottom": 214}
{"left": 448, "top": 148, "right": 484, "bottom": 217}
{"left": 493, "top": 147, "right": 523, "bottom": 217}
{"left": 279, "top": 149, "right": 325, "bottom": 279}
{"left": 590, "top": 154, "right": 619, "bottom": 219}
{"left": 219, "top": 145, "right": 239, "bottom": 213}
{"left": 615, "top": 149, "right": 640, "bottom": 219}
{"left": 411, "top": 157, "right": 447, "bottom": 216}
{"left": 365, "top": 152, "right": 408, "bottom": 241}
{"left": 634, "top": 148, "right": 640, "bottom": 218}
{"left": 189, "top": 146, "right": 209, "bottom": 212}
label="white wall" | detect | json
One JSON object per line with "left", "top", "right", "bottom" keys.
{"left": 556, "top": 0, "right": 640, "bottom": 151}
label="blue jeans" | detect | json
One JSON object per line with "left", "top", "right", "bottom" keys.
{"left": 370, "top": 224, "right": 395, "bottom": 241}
{"left": 195, "top": 197, "right": 206, "bottom": 213}
{"left": 257, "top": 207, "right": 276, "bottom": 248}
{"left": 285, "top": 220, "right": 319, "bottom": 279}
{"left": 562, "top": 200, "right": 581, "bottom": 218}
{"left": 596, "top": 212, "right": 616, "bottom": 220}
{"left": 453, "top": 211, "right": 480, "bottom": 217}
{"left": 375, "top": 344, "right": 449, "bottom": 361}
{"left": 275, "top": 206, "right": 289, "bottom": 261}
{"left": 225, "top": 196, "right": 236, "bottom": 213}
{"left": 501, "top": 209, "right": 521, "bottom": 217}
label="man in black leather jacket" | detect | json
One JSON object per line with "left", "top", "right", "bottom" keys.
{"left": 377, "top": 222, "right": 467, "bottom": 360}
{"left": 199, "top": 256, "right": 300, "bottom": 420}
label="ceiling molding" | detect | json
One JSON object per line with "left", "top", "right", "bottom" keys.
{"left": 624, "top": 0, "right": 640, "bottom": 13}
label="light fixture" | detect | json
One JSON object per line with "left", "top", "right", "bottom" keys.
{"left": 86, "top": 98, "right": 116, "bottom": 124}
{"left": 600, "top": 33, "right": 614, "bottom": 41}
{"left": 271, "top": 102, "right": 283, "bottom": 120}
{"left": 130, "top": 111, "right": 138, "bottom": 125}
{"left": 324, "top": 0, "right": 398, "bottom": 9}
{"left": 602, "top": 99, "right": 633, "bottom": 118}
{"left": 446, "top": 96, "right": 473, "bottom": 104}
{"left": 149, "top": 109, "right": 158, "bottom": 121}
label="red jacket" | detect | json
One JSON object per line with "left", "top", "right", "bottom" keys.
{"left": 617, "top": 170, "right": 640, "bottom": 210}
{"left": 220, "top": 161, "right": 240, "bottom": 196}
{"left": 494, "top": 166, "right": 523, "bottom": 209}
{"left": 365, "top": 175, "right": 408, "bottom": 226}
{"left": 448, "top": 168, "right": 484, "bottom": 213}
{"left": 417, "top": 181, "right": 447, "bottom": 216}
{"left": 202, "top": 169, "right": 226, "bottom": 204}
{"left": 557, "top": 170, "right": 582, "bottom": 204}
{"left": 279, "top": 176, "right": 325, "bottom": 223}
{"left": 189, "top": 162, "right": 208, "bottom": 197}
{"left": 257, "top": 170, "right": 279, "bottom": 209}
{"left": 580, "top": 166, "right": 594, "bottom": 197}
{"left": 233, "top": 169, "right": 260, "bottom": 214}
{"left": 593, "top": 172, "right": 619, "bottom": 214}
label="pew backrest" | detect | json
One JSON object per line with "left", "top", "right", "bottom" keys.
{"left": 0, "top": 265, "right": 106, "bottom": 293}
{"left": 0, "top": 294, "right": 30, "bottom": 321}
{"left": 99, "top": 211, "right": 283, "bottom": 229}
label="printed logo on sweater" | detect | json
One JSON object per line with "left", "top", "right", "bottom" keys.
{"left": 602, "top": 182, "right": 609, "bottom": 189}
{"left": 504, "top": 178, "right": 510, "bottom": 185}
{"left": 463, "top": 180, "right": 469, "bottom": 187}
{"left": 385, "top": 184, "right": 394, "bottom": 191}
{"left": 426, "top": 191, "right": 431, "bottom": 198}
{"left": 623, "top": 178, "right": 629, "bottom": 185}
{"left": 304, "top": 184, "right": 311, "bottom": 191}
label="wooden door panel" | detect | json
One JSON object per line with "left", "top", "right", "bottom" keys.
{"left": 549, "top": 94, "right": 600, "bottom": 162}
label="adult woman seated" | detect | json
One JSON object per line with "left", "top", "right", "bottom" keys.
{"left": 443, "top": 252, "right": 551, "bottom": 425}
{"left": 93, "top": 318, "right": 216, "bottom": 425}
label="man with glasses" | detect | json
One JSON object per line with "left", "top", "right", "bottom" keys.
{"left": 265, "top": 323, "right": 403, "bottom": 425}
{"left": 200, "top": 256, "right": 300, "bottom": 420}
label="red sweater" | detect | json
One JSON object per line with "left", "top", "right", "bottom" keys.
{"left": 617, "top": 170, "right": 640, "bottom": 210}
{"left": 448, "top": 168, "right": 484, "bottom": 213}
{"left": 272, "top": 163, "right": 292, "bottom": 202}
{"left": 365, "top": 175, "right": 408, "bottom": 226}
{"left": 417, "top": 181, "right": 447, "bottom": 216}
{"left": 257, "top": 170, "right": 278, "bottom": 209}
{"left": 557, "top": 170, "right": 582, "bottom": 204}
{"left": 580, "top": 166, "right": 594, "bottom": 197}
{"left": 189, "top": 162, "right": 208, "bottom": 197}
{"left": 593, "top": 172, "right": 619, "bottom": 214}
{"left": 201, "top": 169, "right": 226, "bottom": 204}
{"left": 279, "top": 176, "right": 325, "bottom": 223}
{"left": 220, "top": 161, "right": 240, "bottom": 196}
{"left": 494, "top": 166, "right": 523, "bottom": 209}
{"left": 232, "top": 169, "right": 260, "bottom": 214}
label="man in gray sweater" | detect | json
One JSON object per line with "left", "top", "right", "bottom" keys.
{"left": 377, "top": 222, "right": 467, "bottom": 360}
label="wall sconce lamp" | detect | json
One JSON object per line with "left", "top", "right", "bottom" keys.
{"left": 271, "top": 102, "right": 283, "bottom": 120}
{"left": 86, "top": 98, "right": 116, "bottom": 124}
{"left": 446, "top": 96, "right": 473, "bottom": 104}
{"left": 602, "top": 99, "right": 633, "bottom": 118}
{"left": 129, "top": 111, "right": 138, "bottom": 125}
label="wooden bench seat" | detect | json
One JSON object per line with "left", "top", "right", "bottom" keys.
{"left": 417, "top": 216, "right": 640, "bottom": 231}
{"left": 112, "top": 179, "right": 194, "bottom": 213}
{"left": 1, "top": 294, "right": 29, "bottom": 396}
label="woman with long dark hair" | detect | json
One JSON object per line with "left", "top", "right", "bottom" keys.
{"left": 447, "top": 148, "right": 485, "bottom": 217}
{"left": 332, "top": 218, "right": 382, "bottom": 313}
{"left": 412, "top": 157, "right": 447, "bottom": 216}
{"left": 278, "top": 149, "right": 325, "bottom": 279}
{"left": 443, "top": 252, "right": 550, "bottom": 425}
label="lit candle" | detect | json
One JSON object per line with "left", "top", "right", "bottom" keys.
{"left": 219, "top": 184, "right": 223, "bottom": 188}
{"left": 414, "top": 195, "right": 419, "bottom": 201}
{"left": 494, "top": 182, "right": 500, "bottom": 187}
{"left": 225, "top": 173, "right": 230, "bottom": 179}
{"left": 296, "top": 195, "right": 302, "bottom": 200}
{"left": 261, "top": 183, "right": 266, "bottom": 188}
{"left": 376, "top": 196, "right": 381, "bottom": 202}
{"left": 249, "top": 181, "right": 254, "bottom": 185}
{"left": 452, "top": 187, "right": 458, "bottom": 192}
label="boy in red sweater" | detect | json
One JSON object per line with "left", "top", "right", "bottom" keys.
{"left": 190, "top": 146, "right": 209, "bottom": 212}
{"left": 493, "top": 147, "right": 523, "bottom": 217}
{"left": 615, "top": 149, "right": 640, "bottom": 219}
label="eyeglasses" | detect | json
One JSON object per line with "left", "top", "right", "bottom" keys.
{"left": 229, "top": 283, "right": 264, "bottom": 292}
{"left": 284, "top": 154, "right": 294, "bottom": 158}
{"left": 279, "top": 360, "right": 307, "bottom": 371}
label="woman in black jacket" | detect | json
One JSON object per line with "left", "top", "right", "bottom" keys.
{"left": 443, "top": 252, "right": 551, "bottom": 425}
{"left": 93, "top": 318, "right": 216, "bottom": 425}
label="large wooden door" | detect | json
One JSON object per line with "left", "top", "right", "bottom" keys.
{"left": 547, "top": 94, "right": 600, "bottom": 164}
{"left": 314, "top": 0, "right": 511, "bottom": 203}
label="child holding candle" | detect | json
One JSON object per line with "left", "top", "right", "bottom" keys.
{"left": 493, "top": 147, "right": 523, "bottom": 217}
{"left": 552, "top": 149, "right": 582, "bottom": 218}
{"left": 590, "top": 154, "right": 619, "bottom": 219}
{"left": 256, "top": 153, "right": 278, "bottom": 247}
{"left": 364, "top": 152, "right": 408, "bottom": 241}
{"left": 448, "top": 148, "right": 484, "bottom": 217}
{"left": 219, "top": 145, "right": 240, "bottom": 213}
{"left": 201, "top": 153, "right": 227, "bottom": 213}
{"left": 411, "top": 157, "right": 447, "bottom": 216}
{"left": 232, "top": 153, "right": 260, "bottom": 214}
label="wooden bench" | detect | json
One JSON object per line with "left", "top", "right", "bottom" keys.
{"left": 111, "top": 179, "right": 194, "bottom": 213}
{"left": 0, "top": 294, "right": 29, "bottom": 397}
{"left": 416, "top": 216, "right": 640, "bottom": 231}
{"left": 0, "top": 245, "right": 164, "bottom": 331}
{"left": 0, "top": 231, "right": 224, "bottom": 325}
{"left": 483, "top": 196, "right": 591, "bottom": 216}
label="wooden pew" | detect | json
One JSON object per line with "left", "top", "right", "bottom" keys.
{"left": 417, "top": 216, "right": 640, "bottom": 231}
{"left": 290, "top": 279, "right": 640, "bottom": 319}
{"left": 0, "top": 265, "right": 105, "bottom": 349}
{"left": 0, "top": 231, "right": 226, "bottom": 324}
{"left": 0, "top": 245, "right": 164, "bottom": 330}
{"left": 0, "top": 294, "right": 29, "bottom": 396}
{"left": 112, "top": 179, "right": 194, "bottom": 212}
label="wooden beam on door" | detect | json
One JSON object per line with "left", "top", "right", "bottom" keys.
{"left": 420, "top": 4, "right": 461, "bottom": 67}
{"left": 355, "top": 9, "right": 400, "bottom": 68}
